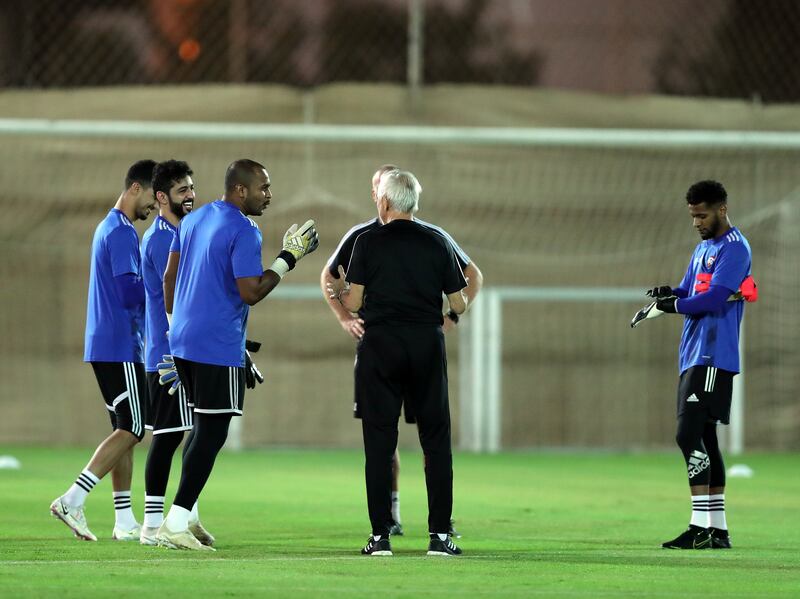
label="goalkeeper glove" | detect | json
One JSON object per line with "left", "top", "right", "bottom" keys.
{"left": 283, "top": 219, "right": 319, "bottom": 261}
{"left": 630, "top": 296, "right": 678, "bottom": 328}
{"left": 270, "top": 219, "right": 320, "bottom": 278}
{"left": 646, "top": 286, "right": 673, "bottom": 299}
{"left": 244, "top": 339, "right": 264, "bottom": 389}
{"left": 157, "top": 354, "right": 182, "bottom": 396}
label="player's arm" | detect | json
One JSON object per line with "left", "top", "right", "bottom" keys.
{"left": 462, "top": 262, "right": 483, "bottom": 307}
{"left": 339, "top": 281, "right": 364, "bottom": 313}
{"left": 659, "top": 285, "right": 733, "bottom": 315}
{"left": 447, "top": 289, "right": 467, "bottom": 315}
{"left": 237, "top": 220, "right": 320, "bottom": 306}
{"left": 320, "top": 265, "right": 364, "bottom": 340}
{"left": 114, "top": 273, "right": 145, "bottom": 309}
{"left": 163, "top": 250, "right": 179, "bottom": 317}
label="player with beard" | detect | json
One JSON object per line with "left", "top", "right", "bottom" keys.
{"left": 635, "top": 180, "right": 755, "bottom": 549}
{"left": 138, "top": 160, "right": 215, "bottom": 546}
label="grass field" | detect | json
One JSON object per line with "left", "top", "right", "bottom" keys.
{"left": 0, "top": 447, "right": 798, "bottom": 598}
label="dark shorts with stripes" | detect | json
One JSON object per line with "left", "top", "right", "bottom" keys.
{"left": 91, "top": 361, "right": 147, "bottom": 439}
{"left": 677, "top": 365, "right": 735, "bottom": 425}
{"left": 173, "top": 357, "right": 245, "bottom": 416}
{"left": 146, "top": 372, "right": 194, "bottom": 434}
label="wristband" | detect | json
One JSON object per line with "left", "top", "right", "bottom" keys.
{"left": 445, "top": 310, "right": 459, "bottom": 324}
{"left": 269, "top": 251, "right": 297, "bottom": 279}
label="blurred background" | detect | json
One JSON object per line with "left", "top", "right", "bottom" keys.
{"left": 1, "top": 0, "right": 799, "bottom": 451}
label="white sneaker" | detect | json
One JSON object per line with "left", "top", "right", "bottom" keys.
{"left": 156, "top": 522, "right": 215, "bottom": 551}
{"left": 140, "top": 525, "right": 159, "bottom": 546}
{"left": 49, "top": 496, "right": 97, "bottom": 541}
{"left": 188, "top": 520, "right": 215, "bottom": 547}
{"left": 112, "top": 523, "right": 142, "bottom": 541}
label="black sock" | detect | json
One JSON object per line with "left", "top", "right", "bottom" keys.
{"left": 173, "top": 414, "right": 231, "bottom": 510}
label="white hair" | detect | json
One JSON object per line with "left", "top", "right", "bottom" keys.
{"left": 377, "top": 170, "right": 421, "bottom": 214}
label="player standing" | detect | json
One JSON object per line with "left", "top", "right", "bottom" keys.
{"left": 155, "top": 159, "right": 318, "bottom": 550}
{"left": 638, "top": 180, "right": 753, "bottom": 549}
{"left": 328, "top": 170, "right": 468, "bottom": 556}
{"left": 138, "top": 160, "right": 214, "bottom": 546}
{"left": 320, "top": 165, "right": 482, "bottom": 537}
{"left": 50, "top": 160, "right": 156, "bottom": 541}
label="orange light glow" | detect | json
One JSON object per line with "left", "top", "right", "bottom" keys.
{"left": 178, "top": 38, "right": 201, "bottom": 62}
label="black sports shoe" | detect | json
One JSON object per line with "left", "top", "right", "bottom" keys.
{"left": 662, "top": 525, "right": 712, "bottom": 549}
{"left": 388, "top": 520, "right": 404, "bottom": 536}
{"left": 448, "top": 518, "right": 461, "bottom": 539}
{"left": 427, "top": 535, "right": 462, "bottom": 556}
{"left": 709, "top": 527, "right": 732, "bottom": 549}
{"left": 361, "top": 535, "right": 392, "bottom": 556}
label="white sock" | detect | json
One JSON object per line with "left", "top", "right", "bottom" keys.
{"left": 690, "top": 494, "right": 710, "bottom": 528}
{"left": 436, "top": 533, "right": 448, "bottom": 541}
{"left": 164, "top": 505, "right": 191, "bottom": 532}
{"left": 63, "top": 469, "right": 100, "bottom": 508}
{"left": 708, "top": 493, "right": 727, "bottom": 530}
{"left": 391, "top": 492, "right": 401, "bottom": 523}
{"left": 189, "top": 501, "right": 199, "bottom": 524}
{"left": 113, "top": 491, "right": 138, "bottom": 530}
{"left": 144, "top": 495, "right": 165, "bottom": 528}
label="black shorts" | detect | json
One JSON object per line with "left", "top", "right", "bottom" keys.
{"left": 677, "top": 366, "right": 735, "bottom": 425}
{"left": 354, "top": 325, "right": 448, "bottom": 427}
{"left": 146, "top": 372, "right": 194, "bottom": 434}
{"left": 173, "top": 357, "right": 245, "bottom": 416}
{"left": 91, "top": 361, "right": 147, "bottom": 439}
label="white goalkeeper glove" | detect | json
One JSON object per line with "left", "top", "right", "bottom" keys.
{"left": 157, "top": 354, "right": 182, "bottom": 396}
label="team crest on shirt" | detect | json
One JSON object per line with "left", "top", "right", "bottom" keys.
{"left": 706, "top": 254, "right": 716, "bottom": 268}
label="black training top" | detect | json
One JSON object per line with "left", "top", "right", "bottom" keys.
{"left": 345, "top": 219, "right": 467, "bottom": 327}
{"left": 326, "top": 217, "right": 470, "bottom": 280}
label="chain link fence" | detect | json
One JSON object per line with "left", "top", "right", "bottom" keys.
{"left": 1, "top": 0, "right": 800, "bottom": 100}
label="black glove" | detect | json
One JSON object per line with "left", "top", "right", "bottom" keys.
{"left": 646, "top": 286, "right": 673, "bottom": 299}
{"left": 244, "top": 339, "right": 264, "bottom": 389}
{"left": 655, "top": 296, "right": 678, "bottom": 313}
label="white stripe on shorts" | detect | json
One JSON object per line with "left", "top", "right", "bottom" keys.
{"left": 124, "top": 362, "right": 142, "bottom": 437}
{"left": 704, "top": 367, "right": 717, "bottom": 392}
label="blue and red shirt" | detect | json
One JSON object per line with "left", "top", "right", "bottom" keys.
{"left": 169, "top": 200, "right": 263, "bottom": 367}
{"left": 675, "top": 227, "right": 752, "bottom": 374}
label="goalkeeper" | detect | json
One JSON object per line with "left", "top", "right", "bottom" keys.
{"left": 155, "top": 159, "right": 318, "bottom": 551}
{"left": 634, "top": 180, "right": 754, "bottom": 550}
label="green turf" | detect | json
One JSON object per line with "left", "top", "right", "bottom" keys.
{"left": 0, "top": 447, "right": 798, "bottom": 597}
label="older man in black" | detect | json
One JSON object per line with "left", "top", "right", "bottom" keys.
{"left": 328, "top": 170, "right": 467, "bottom": 557}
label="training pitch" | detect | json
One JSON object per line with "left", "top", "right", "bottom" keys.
{"left": 0, "top": 447, "right": 797, "bottom": 597}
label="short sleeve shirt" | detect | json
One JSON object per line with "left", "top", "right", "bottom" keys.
{"left": 141, "top": 216, "right": 176, "bottom": 372}
{"left": 345, "top": 219, "right": 467, "bottom": 327}
{"left": 169, "top": 200, "right": 263, "bottom": 367}
{"left": 84, "top": 208, "right": 145, "bottom": 363}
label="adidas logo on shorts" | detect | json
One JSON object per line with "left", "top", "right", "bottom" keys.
{"left": 686, "top": 393, "right": 700, "bottom": 403}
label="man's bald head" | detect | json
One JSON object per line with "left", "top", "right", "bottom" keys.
{"left": 225, "top": 159, "right": 267, "bottom": 192}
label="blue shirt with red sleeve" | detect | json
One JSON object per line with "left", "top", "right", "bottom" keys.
{"left": 675, "top": 227, "right": 752, "bottom": 374}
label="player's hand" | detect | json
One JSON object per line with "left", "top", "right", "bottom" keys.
{"left": 340, "top": 314, "right": 365, "bottom": 340}
{"left": 244, "top": 339, "right": 264, "bottom": 389}
{"left": 326, "top": 265, "right": 349, "bottom": 300}
{"left": 630, "top": 296, "right": 678, "bottom": 328}
{"left": 656, "top": 296, "right": 678, "bottom": 313}
{"left": 646, "top": 286, "right": 673, "bottom": 299}
{"left": 282, "top": 220, "right": 319, "bottom": 262}
{"left": 157, "top": 354, "right": 182, "bottom": 396}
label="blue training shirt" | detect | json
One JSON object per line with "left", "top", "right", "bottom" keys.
{"left": 84, "top": 208, "right": 145, "bottom": 363}
{"left": 169, "top": 200, "right": 263, "bottom": 367}
{"left": 676, "top": 226, "right": 752, "bottom": 374}
{"left": 141, "top": 216, "right": 176, "bottom": 372}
